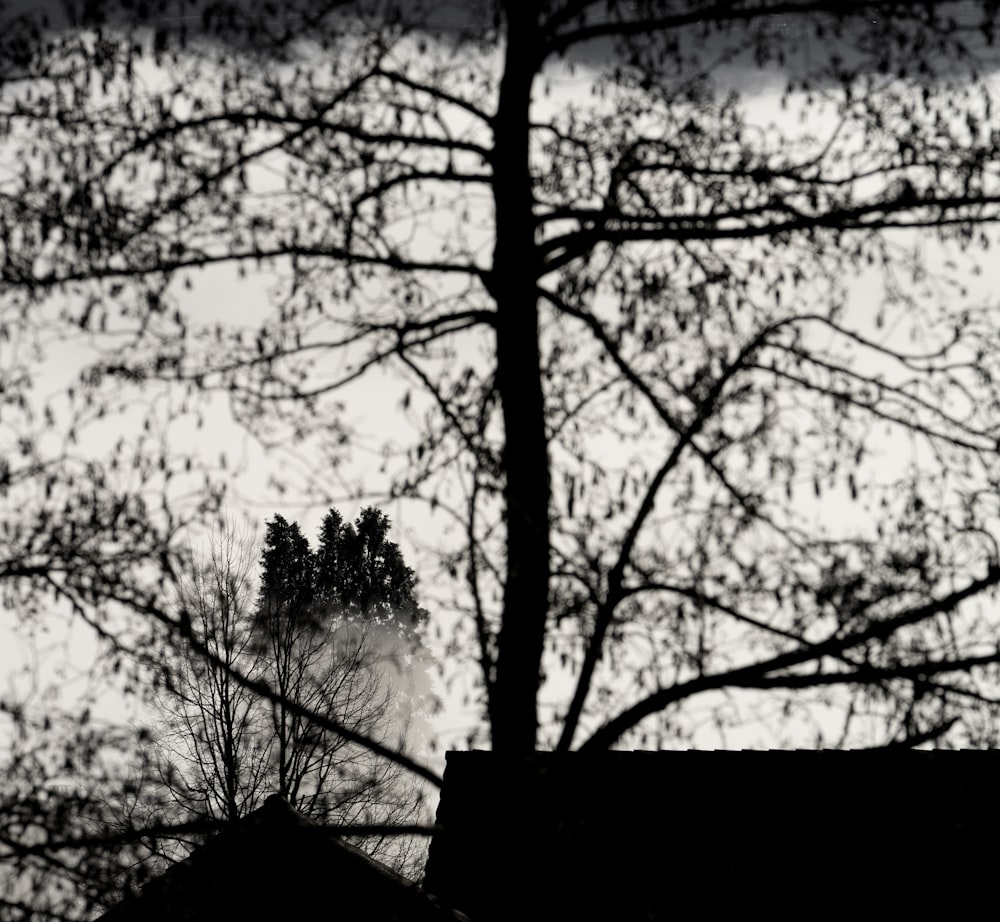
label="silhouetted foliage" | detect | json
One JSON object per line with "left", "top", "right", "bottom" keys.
{"left": 260, "top": 507, "right": 427, "bottom": 629}
{"left": 258, "top": 514, "right": 316, "bottom": 625}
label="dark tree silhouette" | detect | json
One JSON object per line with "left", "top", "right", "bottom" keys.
{"left": 5, "top": 1, "right": 1000, "bottom": 917}
{"left": 258, "top": 514, "right": 316, "bottom": 626}
{"left": 262, "top": 507, "right": 426, "bottom": 627}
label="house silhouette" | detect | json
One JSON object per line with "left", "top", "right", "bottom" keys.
{"left": 94, "top": 792, "right": 469, "bottom": 922}
{"left": 97, "top": 751, "right": 999, "bottom": 921}
{"left": 424, "top": 750, "right": 1000, "bottom": 922}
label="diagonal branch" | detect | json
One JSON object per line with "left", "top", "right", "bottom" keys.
{"left": 85, "top": 573, "right": 444, "bottom": 788}
{"left": 557, "top": 318, "right": 772, "bottom": 749}
{"left": 859, "top": 717, "right": 959, "bottom": 749}
{"left": 580, "top": 563, "right": 1000, "bottom": 750}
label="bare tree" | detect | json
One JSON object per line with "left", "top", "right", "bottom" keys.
{"left": 150, "top": 526, "right": 272, "bottom": 825}
{"left": 5, "top": 1, "right": 1000, "bottom": 916}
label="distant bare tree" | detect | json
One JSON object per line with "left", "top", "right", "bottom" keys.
{"left": 150, "top": 526, "right": 271, "bottom": 824}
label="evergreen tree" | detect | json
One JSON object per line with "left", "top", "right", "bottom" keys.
{"left": 257, "top": 514, "right": 316, "bottom": 627}
{"left": 317, "top": 507, "right": 426, "bottom": 625}
{"left": 263, "top": 507, "right": 427, "bottom": 628}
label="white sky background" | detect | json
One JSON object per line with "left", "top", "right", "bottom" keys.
{"left": 4, "top": 6, "right": 1000, "bottom": 794}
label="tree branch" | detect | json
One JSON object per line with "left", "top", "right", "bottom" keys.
{"left": 581, "top": 563, "right": 1000, "bottom": 749}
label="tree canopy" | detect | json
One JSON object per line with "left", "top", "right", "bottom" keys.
{"left": 5, "top": 0, "right": 1000, "bottom": 914}
{"left": 260, "top": 507, "right": 427, "bottom": 626}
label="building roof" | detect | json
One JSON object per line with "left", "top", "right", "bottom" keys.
{"left": 96, "top": 751, "right": 1000, "bottom": 922}
{"left": 96, "top": 793, "right": 469, "bottom": 922}
{"left": 423, "top": 750, "right": 1000, "bottom": 922}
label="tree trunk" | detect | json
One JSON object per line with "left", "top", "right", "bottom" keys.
{"left": 488, "top": 6, "right": 549, "bottom": 753}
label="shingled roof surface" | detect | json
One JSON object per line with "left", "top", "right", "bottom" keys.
{"left": 96, "top": 793, "right": 468, "bottom": 922}
{"left": 423, "top": 750, "right": 1000, "bottom": 922}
